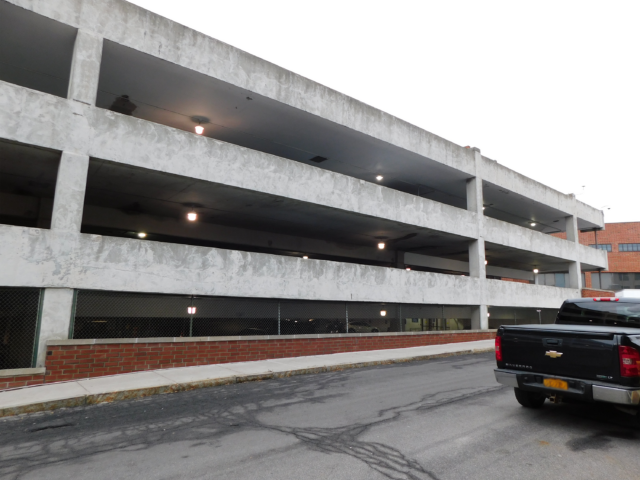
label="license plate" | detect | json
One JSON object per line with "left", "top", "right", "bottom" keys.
{"left": 543, "top": 378, "right": 568, "bottom": 390}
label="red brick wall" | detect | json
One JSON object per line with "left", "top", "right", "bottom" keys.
{"left": 43, "top": 332, "right": 495, "bottom": 383}
{"left": 552, "top": 222, "right": 640, "bottom": 287}
{"left": 0, "top": 373, "right": 46, "bottom": 390}
{"left": 581, "top": 288, "right": 615, "bottom": 298}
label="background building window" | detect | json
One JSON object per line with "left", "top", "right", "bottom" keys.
{"left": 619, "top": 243, "right": 640, "bottom": 252}
{"left": 589, "top": 244, "right": 612, "bottom": 252}
{"left": 592, "top": 273, "right": 640, "bottom": 290}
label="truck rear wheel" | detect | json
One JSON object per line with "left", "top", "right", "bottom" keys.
{"left": 514, "top": 388, "right": 546, "bottom": 408}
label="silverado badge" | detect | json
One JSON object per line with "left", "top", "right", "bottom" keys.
{"left": 545, "top": 350, "right": 563, "bottom": 359}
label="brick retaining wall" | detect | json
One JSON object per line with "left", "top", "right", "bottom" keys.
{"left": 0, "top": 369, "right": 46, "bottom": 390}
{"left": 42, "top": 331, "right": 495, "bottom": 384}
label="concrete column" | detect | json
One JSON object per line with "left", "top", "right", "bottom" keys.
{"left": 565, "top": 215, "right": 583, "bottom": 289}
{"left": 67, "top": 30, "right": 103, "bottom": 105}
{"left": 468, "top": 238, "right": 486, "bottom": 278}
{"left": 471, "top": 305, "right": 488, "bottom": 330}
{"left": 36, "top": 288, "right": 75, "bottom": 367}
{"left": 51, "top": 152, "right": 90, "bottom": 232}
{"left": 468, "top": 148, "right": 488, "bottom": 329}
{"left": 467, "top": 149, "right": 486, "bottom": 280}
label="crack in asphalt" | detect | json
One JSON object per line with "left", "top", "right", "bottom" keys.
{"left": 0, "top": 356, "right": 500, "bottom": 480}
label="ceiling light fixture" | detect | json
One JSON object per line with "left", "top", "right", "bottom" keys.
{"left": 484, "top": 260, "right": 488, "bottom": 265}
{"left": 138, "top": 232, "right": 147, "bottom": 238}
{"left": 380, "top": 310, "right": 387, "bottom": 317}
{"left": 376, "top": 175, "right": 383, "bottom": 181}
{"left": 406, "top": 267, "right": 411, "bottom": 271}
{"left": 530, "top": 222, "right": 537, "bottom": 227}
{"left": 533, "top": 268, "right": 539, "bottom": 274}
{"left": 187, "top": 212, "right": 197, "bottom": 221}
{"left": 378, "top": 242, "right": 386, "bottom": 250}
{"left": 187, "top": 306, "right": 197, "bottom": 314}
{"left": 303, "top": 255, "right": 308, "bottom": 259}
{"left": 191, "top": 116, "right": 210, "bottom": 136}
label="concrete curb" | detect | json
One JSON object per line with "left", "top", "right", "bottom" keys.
{"left": 0, "top": 345, "right": 494, "bottom": 418}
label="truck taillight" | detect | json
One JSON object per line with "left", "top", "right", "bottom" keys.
{"left": 495, "top": 336, "right": 503, "bottom": 362}
{"left": 619, "top": 346, "right": 640, "bottom": 377}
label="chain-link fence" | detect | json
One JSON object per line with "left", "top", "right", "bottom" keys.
{"left": 71, "top": 290, "right": 475, "bottom": 339}
{"left": 0, "top": 288, "right": 42, "bottom": 369}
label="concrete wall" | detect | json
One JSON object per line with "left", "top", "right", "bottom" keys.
{"left": 0, "top": 225, "right": 576, "bottom": 309}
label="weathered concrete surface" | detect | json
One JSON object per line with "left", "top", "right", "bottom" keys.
{"left": 0, "top": 82, "right": 477, "bottom": 239}
{"left": 0, "top": 225, "right": 578, "bottom": 308}
{"left": 36, "top": 288, "right": 75, "bottom": 368}
{"left": 4, "top": 0, "right": 604, "bottom": 229}
{"left": 0, "top": 82, "right": 607, "bottom": 269}
{"left": 67, "top": 29, "right": 102, "bottom": 105}
{"left": 483, "top": 216, "right": 607, "bottom": 269}
{"left": 481, "top": 156, "right": 605, "bottom": 229}
{"left": 0, "top": 340, "right": 494, "bottom": 417}
{"left": 50, "top": 152, "right": 89, "bottom": 233}
{"left": 6, "top": 0, "right": 476, "bottom": 176}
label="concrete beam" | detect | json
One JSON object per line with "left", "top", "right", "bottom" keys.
{"left": 0, "top": 225, "right": 575, "bottom": 309}
{"left": 404, "top": 252, "right": 535, "bottom": 282}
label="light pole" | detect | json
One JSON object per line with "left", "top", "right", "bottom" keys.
{"left": 536, "top": 309, "right": 542, "bottom": 324}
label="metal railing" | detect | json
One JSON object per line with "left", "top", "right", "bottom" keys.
{"left": 71, "top": 290, "right": 475, "bottom": 339}
{"left": 0, "top": 287, "right": 42, "bottom": 369}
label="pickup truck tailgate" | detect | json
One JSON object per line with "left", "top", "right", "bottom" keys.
{"left": 501, "top": 326, "right": 617, "bottom": 381}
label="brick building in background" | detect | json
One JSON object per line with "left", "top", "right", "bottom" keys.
{"left": 553, "top": 222, "right": 640, "bottom": 290}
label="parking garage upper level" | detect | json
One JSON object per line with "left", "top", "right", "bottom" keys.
{"left": 0, "top": 0, "right": 605, "bottom": 234}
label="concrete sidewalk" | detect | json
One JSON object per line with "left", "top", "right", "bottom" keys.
{"left": 0, "top": 340, "right": 494, "bottom": 417}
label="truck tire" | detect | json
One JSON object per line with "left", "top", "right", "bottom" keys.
{"left": 514, "top": 388, "right": 546, "bottom": 408}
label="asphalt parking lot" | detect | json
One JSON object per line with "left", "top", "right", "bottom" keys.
{"left": 1, "top": 352, "right": 639, "bottom": 480}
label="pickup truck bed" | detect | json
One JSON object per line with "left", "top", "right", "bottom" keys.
{"left": 494, "top": 301, "right": 640, "bottom": 411}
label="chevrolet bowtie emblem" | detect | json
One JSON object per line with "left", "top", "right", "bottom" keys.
{"left": 545, "top": 350, "right": 563, "bottom": 359}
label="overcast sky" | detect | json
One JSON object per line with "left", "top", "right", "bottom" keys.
{"left": 129, "top": 0, "right": 639, "bottom": 223}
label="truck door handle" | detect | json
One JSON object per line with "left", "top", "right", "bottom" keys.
{"left": 543, "top": 338, "right": 563, "bottom": 347}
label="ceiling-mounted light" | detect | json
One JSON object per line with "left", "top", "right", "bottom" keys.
{"left": 533, "top": 268, "right": 539, "bottom": 274}
{"left": 380, "top": 310, "right": 387, "bottom": 316}
{"left": 530, "top": 222, "right": 537, "bottom": 227}
{"left": 376, "top": 175, "right": 384, "bottom": 181}
{"left": 191, "top": 116, "right": 209, "bottom": 136}
{"left": 484, "top": 260, "right": 488, "bottom": 265}
{"left": 406, "top": 267, "right": 411, "bottom": 271}
{"left": 378, "top": 242, "right": 386, "bottom": 250}
{"left": 187, "top": 212, "right": 197, "bottom": 221}
{"left": 187, "top": 306, "right": 196, "bottom": 314}
{"left": 138, "top": 232, "right": 147, "bottom": 238}
{"left": 487, "top": 313, "right": 491, "bottom": 317}
{"left": 302, "top": 255, "right": 309, "bottom": 259}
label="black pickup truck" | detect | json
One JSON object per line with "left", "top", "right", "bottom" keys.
{"left": 494, "top": 297, "right": 640, "bottom": 414}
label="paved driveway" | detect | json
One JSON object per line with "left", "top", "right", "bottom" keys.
{"left": 1, "top": 352, "right": 639, "bottom": 480}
